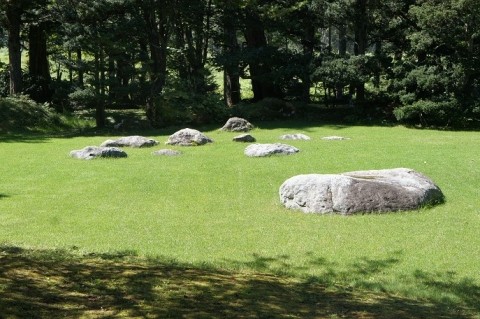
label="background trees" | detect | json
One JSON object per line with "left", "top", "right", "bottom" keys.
{"left": 0, "top": 0, "right": 479, "bottom": 128}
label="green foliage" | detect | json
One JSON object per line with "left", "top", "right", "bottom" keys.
{"left": 68, "top": 87, "right": 98, "bottom": 110}
{"left": 232, "top": 97, "right": 296, "bottom": 121}
{"left": 148, "top": 80, "right": 229, "bottom": 127}
{"left": 0, "top": 95, "right": 62, "bottom": 131}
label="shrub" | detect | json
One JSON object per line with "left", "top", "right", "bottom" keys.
{"left": 0, "top": 95, "right": 62, "bottom": 132}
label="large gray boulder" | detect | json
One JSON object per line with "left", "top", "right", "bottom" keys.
{"left": 221, "top": 117, "right": 254, "bottom": 132}
{"left": 245, "top": 143, "right": 299, "bottom": 157}
{"left": 100, "top": 135, "right": 158, "bottom": 148}
{"left": 166, "top": 128, "right": 213, "bottom": 146}
{"left": 279, "top": 168, "right": 444, "bottom": 215}
{"left": 70, "top": 146, "right": 127, "bottom": 160}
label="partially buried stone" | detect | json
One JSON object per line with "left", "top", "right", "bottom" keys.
{"left": 233, "top": 134, "right": 256, "bottom": 143}
{"left": 245, "top": 143, "right": 299, "bottom": 157}
{"left": 153, "top": 149, "right": 182, "bottom": 156}
{"left": 321, "top": 136, "right": 350, "bottom": 140}
{"left": 100, "top": 135, "right": 159, "bottom": 148}
{"left": 280, "top": 133, "right": 311, "bottom": 140}
{"left": 70, "top": 146, "right": 127, "bottom": 160}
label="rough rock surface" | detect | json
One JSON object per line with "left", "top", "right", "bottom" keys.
{"left": 153, "top": 149, "right": 182, "bottom": 156}
{"left": 221, "top": 117, "right": 254, "bottom": 132}
{"left": 166, "top": 128, "right": 213, "bottom": 146}
{"left": 321, "top": 136, "right": 350, "bottom": 140}
{"left": 101, "top": 136, "right": 159, "bottom": 148}
{"left": 280, "top": 133, "right": 311, "bottom": 140}
{"left": 233, "top": 134, "right": 256, "bottom": 143}
{"left": 279, "top": 168, "right": 444, "bottom": 215}
{"left": 245, "top": 143, "right": 299, "bottom": 157}
{"left": 70, "top": 146, "right": 127, "bottom": 160}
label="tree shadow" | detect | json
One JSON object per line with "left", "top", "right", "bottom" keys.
{"left": 0, "top": 246, "right": 478, "bottom": 318}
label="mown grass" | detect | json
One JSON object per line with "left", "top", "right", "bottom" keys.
{"left": 0, "top": 122, "right": 479, "bottom": 318}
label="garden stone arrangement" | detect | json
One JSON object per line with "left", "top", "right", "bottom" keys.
{"left": 100, "top": 135, "right": 159, "bottom": 148}
{"left": 244, "top": 143, "right": 299, "bottom": 157}
{"left": 166, "top": 128, "right": 213, "bottom": 146}
{"left": 221, "top": 117, "right": 254, "bottom": 132}
{"left": 69, "top": 146, "right": 128, "bottom": 160}
{"left": 279, "top": 168, "right": 444, "bottom": 215}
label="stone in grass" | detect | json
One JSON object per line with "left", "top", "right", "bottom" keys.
{"left": 221, "top": 117, "right": 254, "bottom": 132}
{"left": 321, "top": 136, "right": 350, "bottom": 141}
{"left": 245, "top": 143, "right": 299, "bottom": 157}
{"left": 166, "top": 128, "right": 213, "bottom": 146}
{"left": 153, "top": 149, "right": 182, "bottom": 156}
{"left": 101, "top": 135, "right": 159, "bottom": 148}
{"left": 280, "top": 133, "right": 311, "bottom": 140}
{"left": 70, "top": 146, "right": 127, "bottom": 160}
{"left": 279, "top": 168, "right": 444, "bottom": 215}
{"left": 233, "top": 134, "right": 256, "bottom": 143}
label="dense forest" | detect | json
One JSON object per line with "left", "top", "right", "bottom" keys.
{"left": 1, "top": 0, "right": 479, "bottom": 129}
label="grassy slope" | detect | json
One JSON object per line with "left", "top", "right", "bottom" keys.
{"left": 0, "top": 123, "right": 479, "bottom": 317}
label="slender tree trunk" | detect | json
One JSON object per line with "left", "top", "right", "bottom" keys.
{"left": 77, "top": 49, "right": 84, "bottom": 87}
{"left": 6, "top": 4, "right": 23, "bottom": 95}
{"left": 336, "top": 25, "right": 347, "bottom": 101}
{"left": 94, "top": 49, "right": 106, "bottom": 128}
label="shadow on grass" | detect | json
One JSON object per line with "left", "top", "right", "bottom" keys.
{"left": 0, "top": 246, "right": 478, "bottom": 318}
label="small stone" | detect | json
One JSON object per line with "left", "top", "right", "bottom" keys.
{"left": 221, "top": 117, "right": 254, "bottom": 132}
{"left": 166, "top": 128, "right": 213, "bottom": 146}
{"left": 321, "top": 136, "right": 350, "bottom": 140}
{"left": 100, "top": 136, "right": 159, "bottom": 148}
{"left": 233, "top": 134, "right": 256, "bottom": 143}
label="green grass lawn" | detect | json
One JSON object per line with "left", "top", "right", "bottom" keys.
{"left": 0, "top": 122, "right": 479, "bottom": 318}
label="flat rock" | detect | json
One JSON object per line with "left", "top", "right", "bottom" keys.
{"left": 166, "top": 128, "right": 213, "bottom": 146}
{"left": 280, "top": 133, "right": 311, "bottom": 140}
{"left": 70, "top": 146, "right": 127, "bottom": 160}
{"left": 153, "top": 149, "right": 182, "bottom": 156}
{"left": 233, "top": 134, "right": 256, "bottom": 143}
{"left": 279, "top": 168, "right": 444, "bottom": 215}
{"left": 245, "top": 143, "right": 299, "bottom": 157}
{"left": 321, "top": 136, "right": 350, "bottom": 140}
{"left": 100, "top": 135, "right": 159, "bottom": 148}
{"left": 221, "top": 117, "right": 254, "bottom": 132}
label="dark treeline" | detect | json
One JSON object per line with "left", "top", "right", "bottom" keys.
{"left": 1, "top": 0, "right": 479, "bottom": 128}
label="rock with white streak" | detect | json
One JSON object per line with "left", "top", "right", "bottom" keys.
{"left": 245, "top": 143, "right": 299, "bottom": 157}
{"left": 279, "top": 168, "right": 444, "bottom": 215}
{"left": 70, "top": 146, "right": 127, "bottom": 160}
{"left": 101, "top": 135, "right": 158, "bottom": 148}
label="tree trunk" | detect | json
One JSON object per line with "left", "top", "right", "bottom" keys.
{"left": 336, "top": 25, "right": 347, "bottom": 101}
{"left": 77, "top": 49, "right": 84, "bottom": 87}
{"left": 6, "top": 3, "right": 23, "bottom": 95}
{"left": 94, "top": 50, "right": 106, "bottom": 128}
{"left": 300, "top": 22, "right": 315, "bottom": 103}
{"left": 222, "top": 8, "right": 241, "bottom": 106}
{"left": 243, "top": 7, "right": 279, "bottom": 101}
{"left": 353, "top": 0, "right": 367, "bottom": 102}
{"left": 28, "top": 21, "right": 52, "bottom": 102}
